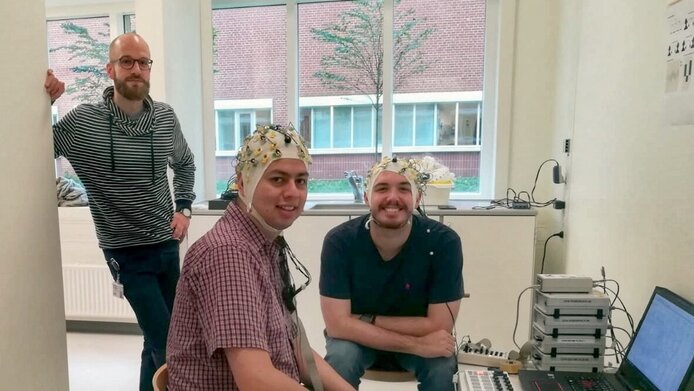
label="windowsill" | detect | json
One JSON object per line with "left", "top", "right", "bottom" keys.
{"left": 194, "top": 199, "right": 537, "bottom": 217}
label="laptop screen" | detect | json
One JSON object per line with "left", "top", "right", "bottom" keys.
{"left": 620, "top": 287, "right": 694, "bottom": 391}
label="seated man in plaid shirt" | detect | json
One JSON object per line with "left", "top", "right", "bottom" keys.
{"left": 166, "top": 124, "right": 354, "bottom": 391}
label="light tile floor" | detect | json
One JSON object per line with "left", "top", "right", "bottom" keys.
{"left": 66, "top": 332, "right": 420, "bottom": 391}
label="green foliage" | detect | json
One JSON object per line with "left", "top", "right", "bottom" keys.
{"left": 217, "top": 177, "right": 478, "bottom": 195}
{"left": 61, "top": 172, "right": 84, "bottom": 187}
{"left": 49, "top": 22, "right": 111, "bottom": 104}
{"left": 308, "top": 179, "right": 353, "bottom": 193}
{"left": 453, "top": 177, "right": 479, "bottom": 193}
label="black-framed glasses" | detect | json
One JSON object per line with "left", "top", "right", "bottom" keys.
{"left": 113, "top": 56, "right": 154, "bottom": 70}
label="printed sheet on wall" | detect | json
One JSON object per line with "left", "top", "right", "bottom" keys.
{"left": 665, "top": 0, "right": 694, "bottom": 125}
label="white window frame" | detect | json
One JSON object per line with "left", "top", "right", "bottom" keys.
{"left": 205, "top": 0, "right": 515, "bottom": 199}
{"left": 214, "top": 99, "right": 273, "bottom": 156}
{"left": 48, "top": 0, "right": 515, "bottom": 200}
{"left": 300, "top": 92, "right": 483, "bottom": 152}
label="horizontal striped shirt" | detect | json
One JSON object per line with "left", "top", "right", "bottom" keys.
{"left": 53, "top": 87, "right": 195, "bottom": 249}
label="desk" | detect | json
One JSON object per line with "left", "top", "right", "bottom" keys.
{"left": 358, "top": 364, "right": 522, "bottom": 391}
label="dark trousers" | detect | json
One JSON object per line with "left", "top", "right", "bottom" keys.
{"left": 104, "top": 240, "right": 180, "bottom": 391}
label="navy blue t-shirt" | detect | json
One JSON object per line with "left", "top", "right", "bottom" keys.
{"left": 319, "top": 214, "right": 464, "bottom": 317}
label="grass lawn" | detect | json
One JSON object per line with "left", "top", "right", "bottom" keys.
{"left": 216, "top": 177, "right": 479, "bottom": 196}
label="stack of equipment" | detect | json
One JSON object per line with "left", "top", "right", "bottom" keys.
{"left": 531, "top": 276, "right": 610, "bottom": 372}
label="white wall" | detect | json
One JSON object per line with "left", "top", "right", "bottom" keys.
{"left": 0, "top": 0, "right": 70, "bottom": 389}
{"left": 35, "top": 0, "right": 694, "bottom": 369}
{"left": 136, "top": 0, "right": 210, "bottom": 202}
{"left": 511, "top": 0, "right": 694, "bottom": 332}
{"left": 506, "top": 0, "right": 566, "bottom": 275}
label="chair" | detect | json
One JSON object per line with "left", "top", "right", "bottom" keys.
{"left": 362, "top": 367, "right": 415, "bottom": 382}
{"left": 362, "top": 360, "right": 415, "bottom": 382}
{"left": 152, "top": 363, "right": 168, "bottom": 391}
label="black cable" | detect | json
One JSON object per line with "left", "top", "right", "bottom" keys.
{"left": 610, "top": 307, "right": 635, "bottom": 335}
{"left": 610, "top": 325, "right": 633, "bottom": 339}
{"left": 530, "top": 159, "right": 559, "bottom": 204}
{"left": 602, "top": 286, "right": 635, "bottom": 335}
{"left": 416, "top": 205, "right": 428, "bottom": 218}
{"left": 516, "top": 191, "right": 531, "bottom": 203}
{"left": 489, "top": 158, "right": 561, "bottom": 208}
{"left": 539, "top": 232, "right": 564, "bottom": 274}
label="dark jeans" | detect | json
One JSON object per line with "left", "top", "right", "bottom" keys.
{"left": 104, "top": 240, "right": 180, "bottom": 391}
{"left": 325, "top": 336, "right": 457, "bottom": 391}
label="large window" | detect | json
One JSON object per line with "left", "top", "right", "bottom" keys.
{"left": 211, "top": 0, "right": 493, "bottom": 198}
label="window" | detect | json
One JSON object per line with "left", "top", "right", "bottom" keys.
{"left": 300, "top": 105, "right": 376, "bottom": 149}
{"left": 124, "top": 14, "right": 136, "bottom": 33}
{"left": 391, "top": 0, "right": 486, "bottom": 193}
{"left": 210, "top": 0, "right": 495, "bottom": 198}
{"left": 215, "top": 104, "right": 272, "bottom": 153}
{"left": 211, "top": 5, "right": 287, "bottom": 193}
{"left": 47, "top": 16, "right": 111, "bottom": 183}
{"left": 298, "top": 98, "right": 482, "bottom": 149}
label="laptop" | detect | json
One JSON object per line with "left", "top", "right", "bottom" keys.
{"left": 519, "top": 286, "right": 694, "bottom": 391}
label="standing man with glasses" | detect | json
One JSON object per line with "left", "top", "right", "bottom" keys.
{"left": 44, "top": 32, "right": 195, "bottom": 391}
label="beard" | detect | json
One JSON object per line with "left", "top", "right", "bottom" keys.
{"left": 371, "top": 204, "right": 412, "bottom": 229}
{"left": 372, "top": 216, "right": 410, "bottom": 230}
{"left": 114, "top": 76, "right": 150, "bottom": 101}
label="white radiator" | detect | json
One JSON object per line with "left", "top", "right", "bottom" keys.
{"left": 62, "top": 265, "right": 137, "bottom": 323}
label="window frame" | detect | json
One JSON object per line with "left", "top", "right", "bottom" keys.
{"left": 214, "top": 99, "right": 273, "bottom": 155}
{"left": 299, "top": 92, "right": 483, "bottom": 152}
{"left": 48, "top": 0, "right": 515, "bottom": 200}
{"left": 209, "top": 0, "right": 510, "bottom": 199}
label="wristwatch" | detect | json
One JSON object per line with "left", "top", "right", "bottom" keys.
{"left": 359, "top": 314, "right": 376, "bottom": 324}
{"left": 176, "top": 206, "right": 192, "bottom": 218}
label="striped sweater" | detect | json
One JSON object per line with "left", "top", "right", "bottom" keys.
{"left": 53, "top": 87, "right": 196, "bottom": 249}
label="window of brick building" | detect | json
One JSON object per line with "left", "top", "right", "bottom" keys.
{"left": 211, "top": 5, "right": 287, "bottom": 194}
{"left": 212, "top": 0, "right": 493, "bottom": 198}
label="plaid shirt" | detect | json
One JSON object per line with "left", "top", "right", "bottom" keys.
{"left": 167, "top": 202, "right": 299, "bottom": 390}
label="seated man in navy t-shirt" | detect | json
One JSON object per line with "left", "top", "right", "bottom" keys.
{"left": 319, "top": 156, "right": 464, "bottom": 391}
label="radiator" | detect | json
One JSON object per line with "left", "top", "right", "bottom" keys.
{"left": 62, "top": 265, "right": 136, "bottom": 323}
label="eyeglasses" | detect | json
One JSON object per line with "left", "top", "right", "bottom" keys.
{"left": 113, "top": 56, "right": 154, "bottom": 70}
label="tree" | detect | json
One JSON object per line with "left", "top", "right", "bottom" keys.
{"left": 50, "top": 22, "right": 111, "bottom": 104}
{"left": 311, "top": 0, "right": 434, "bottom": 152}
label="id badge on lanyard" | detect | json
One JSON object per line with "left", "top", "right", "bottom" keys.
{"left": 109, "top": 258, "right": 125, "bottom": 299}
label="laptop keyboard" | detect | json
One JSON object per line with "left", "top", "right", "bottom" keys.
{"left": 565, "top": 376, "right": 615, "bottom": 391}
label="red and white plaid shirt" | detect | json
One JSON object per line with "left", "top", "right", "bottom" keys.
{"left": 167, "top": 202, "right": 299, "bottom": 390}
